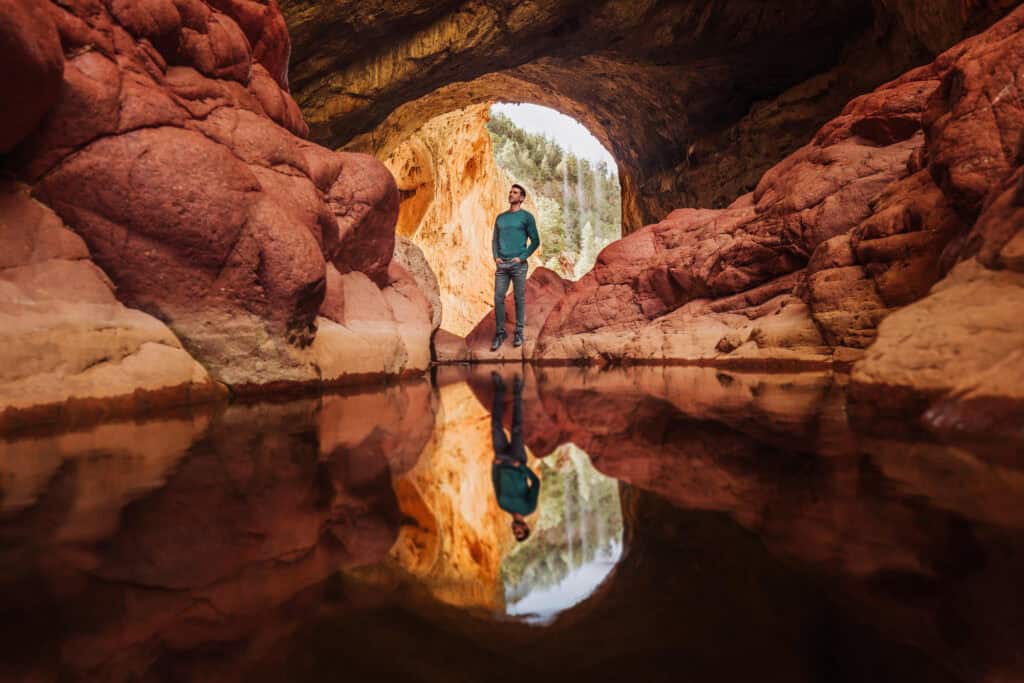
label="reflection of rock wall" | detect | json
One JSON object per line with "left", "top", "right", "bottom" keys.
{"left": 0, "top": 380, "right": 437, "bottom": 681}
{"left": 384, "top": 105, "right": 534, "bottom": 335}
{"left": 522, "top": 364, "right": 1024, "bottom": 680}
{"left": 385, "top": 380, "right": 522, "bottom": 610}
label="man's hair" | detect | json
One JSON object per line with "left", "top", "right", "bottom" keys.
{"left": 513, "top": 520, "right": 531, "bottom": 542}
{"left": 510, "top": 183, "right": 527, "bottom": 199}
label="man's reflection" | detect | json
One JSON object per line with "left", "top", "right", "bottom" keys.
{"left": 490, "top": 371, "right": 540, "bottom": 542}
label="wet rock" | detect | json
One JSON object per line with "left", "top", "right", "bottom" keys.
{"left": 433, "top": 328, "right": 470, "bottom": 363}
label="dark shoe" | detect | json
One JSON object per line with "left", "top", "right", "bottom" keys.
{"left": 513, "top": 331, "right": 524, "bottom": 347}
{"left": 491, "top": 332, "right": 507, "bottom": 351}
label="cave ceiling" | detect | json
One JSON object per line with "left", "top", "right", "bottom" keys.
{"left": 280, "top": 0, "right": 1013, "bottom": 230}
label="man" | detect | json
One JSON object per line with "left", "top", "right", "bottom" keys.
{"left": 491, "top": 183, "right": 540, "bottom": 351}
{"left": 490, "top": 371, "right": 539, "bottom": 542}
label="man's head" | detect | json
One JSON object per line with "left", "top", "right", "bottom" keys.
{"left": 512, "top": 518, "right": 530, "bottom": 542}
{"left": 509, "top": 184, "right": 526, "bottom": 206}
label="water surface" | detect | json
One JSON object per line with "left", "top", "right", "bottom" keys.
{"left": 1, "top": 365, "right": 1021, "bottom": 682}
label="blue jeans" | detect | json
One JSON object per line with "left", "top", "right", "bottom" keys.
{"left": 492, "top": 376, "right": 525, "bottom": 462}
{"left": 494, "top": 260, "right": 527, "bottom": 336}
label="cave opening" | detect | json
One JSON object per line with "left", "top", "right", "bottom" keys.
{"left": 382, "top": 102, "right": 622, "bottom": 336}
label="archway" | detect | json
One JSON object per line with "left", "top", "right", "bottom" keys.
{"left": 279, "top": 0, "right": 923, "bottom": 233}
{"left": 381, "top": 102, "right": 621, "bottom": 335}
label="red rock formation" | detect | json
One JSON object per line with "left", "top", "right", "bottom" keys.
{"left": 528, "top": 8, "right": 1024, "bottom": 432}
{"left": 0, "top": 0, "right": 433, "bottom": 418}
{"left": 0, "top": 182, "right": 222, "bottom": 431}
{"left": 0, "top": 0, "right": 64, "bottom": 153}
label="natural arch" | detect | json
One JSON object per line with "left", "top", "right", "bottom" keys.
{"left": 278, "top": 0, "right": 997, "bottom": 233}
{"left": 381, "top": 102, "right": 620, "bottom": 334}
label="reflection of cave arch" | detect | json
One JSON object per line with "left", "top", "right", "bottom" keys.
{"left": 279, "top": 0, "right": 943, "bottom": 233}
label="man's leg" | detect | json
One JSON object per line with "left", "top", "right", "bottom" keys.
{"left": 510, "top": 375, "right": 526, "bottom": 464}
{"left": 512, "top": 261, "right": 527, "bottom": 337}
{"left": 491, "top": 374, "right": 509, "bottom": 453}
{"left": 494, "top": 263, "right": 511, "bottom": 338}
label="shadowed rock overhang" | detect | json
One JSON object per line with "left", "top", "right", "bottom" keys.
{"left": 281, "top": 0, "right": 1016, "bottom": 232}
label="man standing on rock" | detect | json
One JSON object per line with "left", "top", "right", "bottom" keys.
{"left": 491, "top": 183, "right": 540, "bottom": 351}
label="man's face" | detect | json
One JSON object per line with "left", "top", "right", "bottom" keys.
{"left": 509, "top": 187, "right": 524, "bottom": 204}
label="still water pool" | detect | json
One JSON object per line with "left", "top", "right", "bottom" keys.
{"left": 1, "top": 365, "right": 1021, "bottom": 682}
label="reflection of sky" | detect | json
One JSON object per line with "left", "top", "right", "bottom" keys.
{"left": 506, "top": 542, "right": 622, "bottom": 624}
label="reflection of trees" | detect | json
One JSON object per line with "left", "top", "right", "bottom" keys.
{"left": 500, "top": 444, "right": 623, "bottom": 604}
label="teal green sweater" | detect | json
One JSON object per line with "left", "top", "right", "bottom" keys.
{"left": 492, "top": 209, "right": 540, "bottom": 261}
{"left": 492, "top": 463, "right": 540, "bottom": 515}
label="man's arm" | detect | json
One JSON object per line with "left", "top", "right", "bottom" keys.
{"left": 521, "top": 213, "right": 540, "bottom": 260}
{"left": 492, "top": 218, "right": 500, "bottom": 262}
{"left": 491, "top": 463, "right": 502, "bottom": 496}
{"left": 525, "top": 467, "right": 541, "bottom": 508}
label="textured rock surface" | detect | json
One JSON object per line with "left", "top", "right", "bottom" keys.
{"left": 282, "top": 0, "right": 1014, "bottom": 231}
{"left": 384, "top": 105, "right": 526, "bottom": 335}
{"left": 528, "top": 8, "right": 1024, "bottom": 432}
{"left": 0, "top": 183, "right": 221, "bottom": 431}
{"left": 0, "top": 0, "right": 64, "bottom": 152}
{"left": 1, "top": 0, "right": 434, "bottom": 414}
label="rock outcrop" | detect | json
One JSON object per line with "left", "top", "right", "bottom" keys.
{"left": 0, "top": 182, "right": 221, "bottom": 431}
{"left": 0, "top": 0, "right": 64, "bottom": 153}
{"left": 1, "top": 0, "right": 435, "bottom": 426}
{"left": 527, "top": 8, "right": 1024, "bottom": 431}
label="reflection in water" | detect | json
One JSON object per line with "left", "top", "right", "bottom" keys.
{"left": 503, "top": 443, "right": 623, "bottom": 623}
{"left": 490, "top": 372, "right": 541, "bottom": 543}
{"left": 0, "top": 366, "right": 1021, "bottom": 682}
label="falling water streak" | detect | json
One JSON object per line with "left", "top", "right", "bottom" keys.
{"left": 576, "top": 160, "right": 588, "bottom": 254}
{"left": 561, "top": 159, "right": 572, "bottom": 257}
{"left": 592, "top": 164, "right": 603, "bottom": 244}
{"left": 579, "top": 479, "right": 590, "bottom": 565}
{"left": 564, "top": 463, "right": 574, "bottom": 568}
